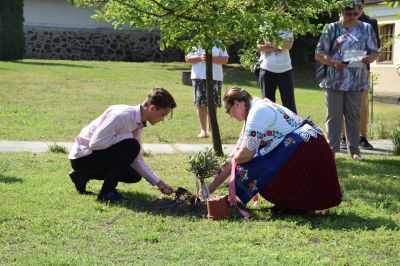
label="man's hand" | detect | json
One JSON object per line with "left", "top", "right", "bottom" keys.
{"left": 156, "top": 180, "right": 175, "bottom": 195}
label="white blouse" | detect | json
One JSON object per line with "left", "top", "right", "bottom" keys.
{"left": 234, "top": 98, "right": 303, "bottom": 157}
{"left": 187, "top": 46, "right": 229, "bottom": 81}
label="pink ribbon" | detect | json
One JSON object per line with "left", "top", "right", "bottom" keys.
{"left": 251, "top": 194, "right": 259, "bottom": 206}
{"left": 229, "top": 158, "right": 251, "bottom": 219}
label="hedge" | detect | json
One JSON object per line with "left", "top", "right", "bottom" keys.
{"left": 0, "top": 0, "right": 25, "bottom": 60}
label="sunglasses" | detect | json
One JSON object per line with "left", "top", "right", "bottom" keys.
{"left": 344, "top": 11, "right": 360, "bottom": 17}
{"left": 225, "top": 104, "right": 233, "bottom": 115}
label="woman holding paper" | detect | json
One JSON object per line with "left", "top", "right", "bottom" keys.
{"left": 315, "top": 0, "right": 378, "bottom": 160}
{"left": 208, "top": 87, "right": 342, "bottom": 212}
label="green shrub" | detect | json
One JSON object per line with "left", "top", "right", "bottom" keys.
{"left": 392, "top": 125, "right": 400, "bottom": 156}
{"left": 368, "top": 122, "right": 394, "bottom": 139}
{"left": 48, "top": 144, "right": 67, "bottom": 154}
{"left": 0, "top": 0, "right": 25, "bottom": 60}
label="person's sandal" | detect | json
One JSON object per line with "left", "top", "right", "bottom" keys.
{"left": 197, "top": 130, "right": 209, "bottom": 138}
{"left": 352, "top": 154, "right": 363, "bottom": 160}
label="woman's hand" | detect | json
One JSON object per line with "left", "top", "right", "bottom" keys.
{"left": 156, "top": 180, "right": 175, "bottom": 195}
{"left": 361, "top": 52, "right": 379, "bottom": 65}
{"left": 361, "top": 56, "right": 373, "bottom": 65}
{"left": 208, "top": 161, "right": 232, "bottom": 194}
{"left": 332, "top": 61, "right": 347, "bottom": 70}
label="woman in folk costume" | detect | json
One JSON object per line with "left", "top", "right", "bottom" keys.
{"left": 208, "top": 87, "right": 342, "bottom": 211}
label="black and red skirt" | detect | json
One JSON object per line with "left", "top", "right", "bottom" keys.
{"left": 234, "top": 122, "right": 342, "bottom": 211}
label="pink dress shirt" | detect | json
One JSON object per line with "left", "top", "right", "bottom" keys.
{"left": 68, "top": 105, "right": 161, "bottom": 185}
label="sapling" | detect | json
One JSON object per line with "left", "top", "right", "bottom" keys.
{"left": 187, "top": 149, "right": 222, "bottom": 201}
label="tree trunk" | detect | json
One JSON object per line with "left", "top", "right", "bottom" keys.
{"left": 205, "top": 49, "right": 223, "bottom": 156}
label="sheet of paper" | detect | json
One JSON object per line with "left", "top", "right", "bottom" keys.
{"left": 343, "top": 50, "right": 366, "bottom": 68}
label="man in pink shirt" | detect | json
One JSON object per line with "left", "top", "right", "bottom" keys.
{"left": 68, "top": 88, "right": 176, "bottom": 202}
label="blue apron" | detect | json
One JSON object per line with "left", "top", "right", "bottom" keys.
{"left": 234, "top": 121, "right": 318, "bottom": 204}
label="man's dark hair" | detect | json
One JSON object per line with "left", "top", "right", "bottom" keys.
{"left": 143, "top": 87, "right": 177, "bottom": 110}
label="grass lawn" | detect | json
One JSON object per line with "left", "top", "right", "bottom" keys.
{"left": 0, "top": 152, "right": 399, "bottom": 265}
{"left": 0, "top": 59, "right": 399, "bottom": 144}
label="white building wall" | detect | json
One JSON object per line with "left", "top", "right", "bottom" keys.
{"left": 23, "top": 0, "right": 116, "bottom": 29}
{"left": 365, "top": 5, "right": 400, "bottom": 94}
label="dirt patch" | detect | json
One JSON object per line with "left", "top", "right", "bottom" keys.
{"left": 145, "top": 187, "right": 207, "bottom": 217}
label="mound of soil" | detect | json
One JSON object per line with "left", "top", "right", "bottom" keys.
{"left": 147, "top": 187, "right": 207, "bottom": 216}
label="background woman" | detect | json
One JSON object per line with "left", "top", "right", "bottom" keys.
{"left": 315, "top": 0, "right": 379, "bottom": 160}
{"left": 185, "top": 46, "right": 229, "bottom": 138}
{"left": 257, "top": 29, "right": 296, "bottom": 113}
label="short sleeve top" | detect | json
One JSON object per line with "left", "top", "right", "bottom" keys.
{"left": 187, "top": 46, "right": 229, "bottom": 81}
{"left": 237, "top": 98, "right": 303, "bottom": 157}
{"left": 259, "top": 31, "right": 293, "bottom": 73}
{"left": 315, "top": 21, "right": 378, "bottom": 91}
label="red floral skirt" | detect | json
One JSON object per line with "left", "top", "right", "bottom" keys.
{"left": 259, "top": 134, "right": 342, "bottom": 211}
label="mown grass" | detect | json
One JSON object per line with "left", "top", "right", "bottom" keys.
{"left": 0, "top": 60, "right": 399, "bottom": 143}
{"left": 0, "top": 152, "right": 399, "bottom": 265}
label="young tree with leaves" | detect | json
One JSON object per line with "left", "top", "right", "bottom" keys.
{"left": 70, "top": 0, "right": 340, "bottom": 156}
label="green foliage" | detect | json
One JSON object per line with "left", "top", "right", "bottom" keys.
{"left": 69, "top": 0, "right": 341, "bottom": 68}
{"left": 391, "top": 124, "right": 400, "bottom": 155}
{"left": 48, "top": 144, "right": 67, "bottom": 154}
{"left": 187, "top": 149, "right": 222, "bottom": 180}
{"left": 0, "top": 0, "right": 25, "bottom": 60}
{"left": 383, "top": 1, "right": 400, "bottom": 10}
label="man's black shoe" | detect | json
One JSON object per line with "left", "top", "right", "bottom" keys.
{"left": 69, "top": 170, "right": 88, "bottom": 194}
{"left": 360, "top": 137, "right": 374, "bottom": 150}
{"left": 340, "top": 137, "right": 347, "bottom": 150}
{"left": 97, "top": 189, "right": 126, "bottom": 203}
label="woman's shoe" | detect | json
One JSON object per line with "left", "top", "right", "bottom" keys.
{"left": 340, "top": 137, "right": 347, "bottom": 150}
{"left": 359, "top": 137, "right": 374, "bottom": 149}
{"left": 352, "top": 154, "right": 363, "bottom": 160}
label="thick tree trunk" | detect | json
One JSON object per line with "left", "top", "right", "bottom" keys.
{"left": 205, "top": 49, "right": 223, "bottom": 156}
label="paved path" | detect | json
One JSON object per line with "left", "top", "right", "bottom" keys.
{"left": 0, "top": 139, "right": 395, "bottom": 155}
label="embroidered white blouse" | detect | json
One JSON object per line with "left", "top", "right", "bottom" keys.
{"left": 232, "top": 98, "right": 303, "bottom": 157}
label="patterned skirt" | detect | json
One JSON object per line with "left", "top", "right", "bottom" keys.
{"left": 259, "top": 134, "right": 342, "bottom": 211}
{"left": 192, "top": 79, "right": 222, "bottom": 107}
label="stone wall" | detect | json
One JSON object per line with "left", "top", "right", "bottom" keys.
{"left": 23, "top": 26, "right": 184, "bottom": 62}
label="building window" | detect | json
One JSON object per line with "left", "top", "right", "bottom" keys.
{"left": 378, "top": 24, "right": 394, "bottom": 63}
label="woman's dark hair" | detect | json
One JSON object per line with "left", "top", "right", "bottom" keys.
{"left": 223, "top": 87, "right": 252, "bottom": 118}
{"left": 344, "top": 0, "right": 363, "bottom": 11}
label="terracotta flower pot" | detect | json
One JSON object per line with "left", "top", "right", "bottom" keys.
{"left": 207, "top": 195, "right": 231, "bottom": 220}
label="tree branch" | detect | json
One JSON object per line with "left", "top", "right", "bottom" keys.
{"left": 148, "top": 0, "right": 205, "bottom": 22}
{"left": 113, "top": 0, "right": 164, "bottom": 18}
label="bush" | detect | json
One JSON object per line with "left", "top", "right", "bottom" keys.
{"left": 48, "top": 144, "right": 67, "bottom": 154}
{"left": 392, "top": 125, "right": 400, "bottom": 156}
{"left": 0, "top": 0, "right": 25, "bottom": 60}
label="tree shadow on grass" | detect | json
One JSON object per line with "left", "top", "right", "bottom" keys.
{"left": 113, "top": 191, "right": 208, "bottom": 219}
{"left": 0, "top": 174, "right": 23, "bottom": 184}
{"left": 108, "top": 190, "right": 399, "bottom": 229}
{"left": 154, "top": 63, "right": 191, "bottom": 72}
{"left": 14, "top": 61, "right": 94, "bottom": 69}
{"left": 224, "top": 65, "right": 258, "bottom": 88}
{"left": 251, "top": 207, "right": 398, "bottom": 230}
